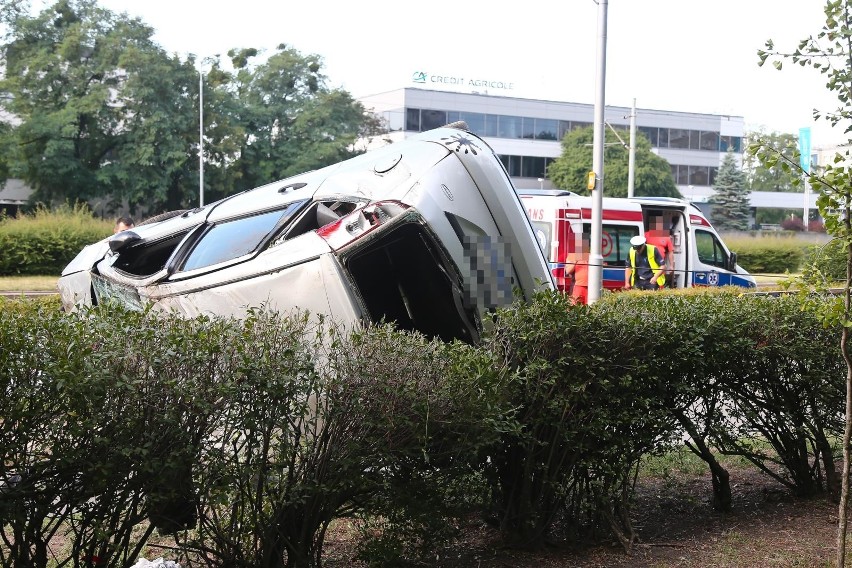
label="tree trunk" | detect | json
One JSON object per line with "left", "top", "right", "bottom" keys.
{"left": 836, "top": 223, "right": 852, "bottom": 568}
{"left": 675, "top": 411, "right": 731, "bottom": 512}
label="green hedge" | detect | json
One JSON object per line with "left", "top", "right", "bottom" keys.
{"left": 0, "top": 292, "right": 845, "bottom": 565}
{"left": 722, "top": 233, "right": 810, "bottom": 274}
{"left": 0, "top": 204, "right": 112, "bottom": 276}
{"left": 0, "top": 301, "right": 503, "bottom": 568}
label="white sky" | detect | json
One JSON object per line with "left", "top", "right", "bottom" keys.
{"left": 65, "top": 0, "right": 852, "bottom": 146}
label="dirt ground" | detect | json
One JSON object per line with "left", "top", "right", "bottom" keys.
{"left": 322, "top": 466, "right": 840, "bottom": 567}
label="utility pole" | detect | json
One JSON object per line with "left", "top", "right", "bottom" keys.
{"left": 199, "top": 65, "right": 205, "bottom": 208}
{"left": 799, "top": 127, "right": 811, "bottom": 232}
{"left": 627, "top": 98, "right": 636, "bottom": 198}
{"left": 587, "top": 0, "right": 608, "bottom": 304}
{"left": 198, "top": 66, "right": 204, "bottom": 207}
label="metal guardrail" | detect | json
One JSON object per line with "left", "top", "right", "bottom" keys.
{"left": 0, "top": 290, "right": 59, "bottom": 298}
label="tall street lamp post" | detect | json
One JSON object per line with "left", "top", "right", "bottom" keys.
{"left": 587, "top": 0, "right": 608, "bottom": 304}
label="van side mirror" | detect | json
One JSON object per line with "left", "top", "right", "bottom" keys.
{"left": 728, "top": 251, "right": 738, "bottom": 272}
{"left": 109, "top": 230, "right": 142, "bottom": 253}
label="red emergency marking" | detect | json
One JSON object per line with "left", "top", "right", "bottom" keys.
{"left": 527, "top": 207, "right": 545, "bottom": 221}
{"left": 690, "top": 214, "right": 712, "bottom": 227}
{"left": 601, "top": 231, "right": 613, "bottom": 257}
{"left": 555, "top": 212, "right": 575, "bottom": 265}
{"left": 579, "top": 208, "right": 643, "bottom": 222}
{"left": 557, "top": 208, "right": 582, "bottom": 220}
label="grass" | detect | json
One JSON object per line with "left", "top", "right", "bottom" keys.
{"left": 0, "top": 275, "right": 59, "bottom": 292}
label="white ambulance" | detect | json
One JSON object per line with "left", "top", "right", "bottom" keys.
{"left": 518, "top": 190, "right": 756, "bottom": 296}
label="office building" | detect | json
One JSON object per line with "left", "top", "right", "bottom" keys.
{"left": 358, "top": 87, "right": 745, "bottom": 196}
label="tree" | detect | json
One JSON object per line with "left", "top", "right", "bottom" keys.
{"left": 0, "top": 2, "right": 382, "bottom": 215}
{"left": 752, "top": 2, "right": 852, "bottom": 566}
{"left": 223, "top": 45, "right": 383, "bottom": 194}
{"left": 0, "top": 0, "right": 200, "bottom": 211}
{"left": 546, "top": 126, "right": 681, "bottom": 198}
{"left": 743, "top": 129, "right": 801, "bottom": 192}
{"left": 708, "top": 150, "right": 750, "bottom": 231}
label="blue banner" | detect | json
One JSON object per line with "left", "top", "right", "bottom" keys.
{"left": 799, "top": 127, "right": 811, "bottom": 173}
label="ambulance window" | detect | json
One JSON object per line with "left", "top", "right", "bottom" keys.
{"left": 583, "top": 224, "right": 639, "bottom": 267}
{"left": 695, "top": 229, "right": 728, "bottom": 268}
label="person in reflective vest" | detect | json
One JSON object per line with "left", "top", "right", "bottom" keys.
{"left": 625, "top": 235, "right": 666, "bottom": 290}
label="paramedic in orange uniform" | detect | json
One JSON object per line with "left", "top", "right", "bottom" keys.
{"left": 564, "top": 234, "right": 590, "bottom": 304}
{"left": 644, "top": 215, "right": 674, "bottom": 287}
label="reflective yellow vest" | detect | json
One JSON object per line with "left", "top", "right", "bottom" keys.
{"left": 628, "top": 244, "right": 666, "bottom": 287}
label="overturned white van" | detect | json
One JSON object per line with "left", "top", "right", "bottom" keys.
{"left": 58, "top": 124, "right": 554, "bottom": 343}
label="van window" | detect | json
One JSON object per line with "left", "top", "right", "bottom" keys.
{"left": 585, "top": 224, "right": 639, "bottom": 267}
{"left": 695, "top": 229, "right": 728, "bottom": 268}
{"left": 180, "top": 201, "right": 307, "bottom": 273}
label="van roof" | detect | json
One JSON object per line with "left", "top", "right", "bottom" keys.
{"left": 516, "top": 189, "right": 577, "bottom": 198}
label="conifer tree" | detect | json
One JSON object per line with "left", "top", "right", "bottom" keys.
{"left": 709, "top": 150, "right": 751, "bottom": 230}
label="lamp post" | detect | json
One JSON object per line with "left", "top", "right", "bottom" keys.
{"left": 587, "top": 0, "right": 608, "bottom": 305}
{"left": 626, "top": 98, "right": 636, "bottom": 198}
{"left": 198, "top": 56, "right": 217, "bottom": 208}
{"left": 199, "top": 66, "right": 204, "bottom": 208}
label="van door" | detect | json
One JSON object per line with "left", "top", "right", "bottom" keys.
{"left": 691, "top": 228, "right": 745, "bottom": 287}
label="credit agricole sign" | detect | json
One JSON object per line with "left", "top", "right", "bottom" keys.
{"left": 411, "top": 71, "right": 514, "bottom": 91}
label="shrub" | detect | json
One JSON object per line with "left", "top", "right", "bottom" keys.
{"left": 722, "top": 233, "right": 809, "bottom": 274}
{"left": 178, "top": 312, "right": 506, "bottom": 568}
{"left": 803, "top": 237, "right": 846, "bottom": 285}
{"left": 482, "top": 291, "right": 684, "bottom": 549}
{"left": 0, "top": 302, "right": 234, "bottom": 568}
{"left": 0, "top": 203, "right": 112, "bottom": 276}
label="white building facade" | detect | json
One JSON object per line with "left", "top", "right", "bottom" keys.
{"left": 358, "top": 88, "right": 745, "bottom": 195}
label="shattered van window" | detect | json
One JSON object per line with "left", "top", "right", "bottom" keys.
{"left": 181, "top": 202, "right": 305, "bottom": 272}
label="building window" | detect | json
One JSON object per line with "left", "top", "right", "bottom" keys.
{"left": 558, "top": 120, "right": 571, "bottom": 141}
{"left": 521, "top": 117, "right": 536, "bottom": 139}
{"left": 522, "top": 156, "right": 546, "bottom": 178}
{"left": 571, "top": 121, "right": 592, "bottom": 131}
{"left": 460, "top": 111, "right": 486, "bottom": 135}
{"left": 689, "top": 166, "right": 709, "bottom": 186}
{"left": 405, "top": 108, "right": 420, "bottom": 131}
{"left": 720, "top": 135, "right": 742, "bottom": 153}
{"left": 499, "top": 115, "right": 523, "bottom": 139}
{"left": 535, "top": 118, "right": 558, "bottom": 140}
{"left": 689, "top": 130, "right": 701, "bottom": 150}
{"left": 669, "top": 129, "right": 690, "bottom": 149}
{"left": 507, "top": 155, "right": 522, "bottom": 176}
{"left": 657, "top": 128, "right": 669, "bottom": 148}
{"left": 485, "top": 114, "right": 499, "bottom": 137}
{"left": 382, "top": 110, "right": 404, "bottom": 132}
{"left": 498, "top": 154, "right": 551, "bottom": 178}
{"left": 638, "top": 126, "right": 658, "bottom": 147}
{"left": 421, "top": 109, "right": 448, "bottom": 131}
{"left": 700, "top": 131, "right": 719, "bottom": 151}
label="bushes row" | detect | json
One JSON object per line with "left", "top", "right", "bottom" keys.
{"left": 0, "top": 204, "right": 112, "bottom": 276}
{"left": 722, "top": 232, "right": 815, "bottom": 274}
{"left": 0, "top": 290, "right": 845, "bottom": 566}
{"left": 0, "top": 302, "right": 500, "bottom": 568}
